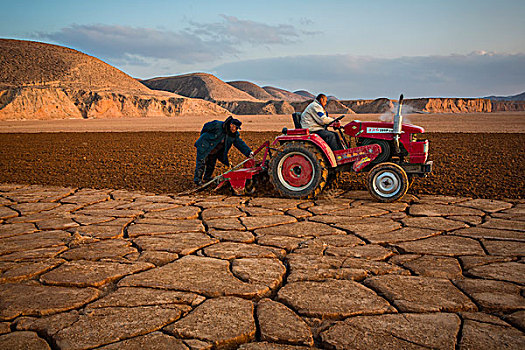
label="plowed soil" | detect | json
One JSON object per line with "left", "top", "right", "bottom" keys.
{"left": 0, "top": 132, "right": 523, "bottom": 199}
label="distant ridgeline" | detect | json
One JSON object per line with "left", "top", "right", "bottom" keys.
{"left": 1, "top": 39, "right": 523, "bottom": 120}
{"left": 0, "top": 39, "right": 228, "bottom": 120}
{"left": 143, "top": 74, "right": 525, "bottom": 115}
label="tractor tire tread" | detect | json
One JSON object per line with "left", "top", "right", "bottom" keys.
{"left": 269, "top": 142, "right": 329, "bottom": 199}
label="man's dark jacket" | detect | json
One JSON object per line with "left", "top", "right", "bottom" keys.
{"left": 194, "top": 119, "right": 251, "bottom": 166}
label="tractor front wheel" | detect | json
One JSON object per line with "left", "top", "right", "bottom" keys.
{"left": 367, "top": 162, "right": 408, "bottom": 202}
{"left": 269, "top": 143, "right": 329, "bottom": 198}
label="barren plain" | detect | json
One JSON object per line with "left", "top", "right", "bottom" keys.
{"left": 1, "top": 112, "right": 524, "bottom": 133}
{"left": 0, "top": 113, "right": 524, "bottom": 200}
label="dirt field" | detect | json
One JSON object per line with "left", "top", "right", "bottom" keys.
{"left": 0, "top": 131, "right": 523, "bottom": 199}
{"left": 1, "top": 112, "right": 525, "bottom": 133}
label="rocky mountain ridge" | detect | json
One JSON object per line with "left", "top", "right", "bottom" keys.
{"left": 0, "top": 39, "right": 229, "bottom": 120}
{"left": 404, "top": 98, "right": 493, "bottom": 113}
{"left": 216, "top": 100, "right": 296, "bottom": 115}
{"left": 0, "top": 87, "right": 228, "bottom": 120}
{"left": 0, "top": 39, "right": 149, "bottom": 93}
{"left": 141, "top": 73, "right": 259, "bottom": 102}
{"left": 227, "top": 81, "right": 275, "bottom": 101}
{"left": 292, "top": 99, "right": 355, "bottom": 115}
{"left": 140, "top": 72, "right": 524, "bottom": 115}
{"left": 1, "top": 39, "right": 523, "bottom": 120}
{"left": 490, "top": 100, "right": 525, "bottom": 112}
{"left": 340, "top": 98, "right": 394, "bottom": 114}
{"left": 294, "top": 90, "right": 316, "bottom": 99}
{"left": 262, "top": 86, "right": 310, "bottom": 102}
{"left": 484, "top": 92, "right": 525, "bottom": 101}
{"left": 141, "top": 73, "right": 315, "bottom": 115}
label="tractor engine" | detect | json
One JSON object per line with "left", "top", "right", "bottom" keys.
{"left": 344, "top": 120, "right": 429, "bottom": 165}
{"left": 343, "top": 94, "right": 430, "bottom": 175}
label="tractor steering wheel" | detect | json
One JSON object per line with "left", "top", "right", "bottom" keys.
{"left": 324, "top": 115, "right": 345, "bottom": 130}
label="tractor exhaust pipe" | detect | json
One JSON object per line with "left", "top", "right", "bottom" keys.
{"left": 393, "top": 94, "right": 404, "bottom": 154}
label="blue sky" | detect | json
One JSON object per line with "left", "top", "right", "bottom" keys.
{"left": 1, "top": 0, "right": 524, "bottom": 99}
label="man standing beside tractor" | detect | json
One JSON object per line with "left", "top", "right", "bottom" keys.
{"left": 193, "top": 116, "right": 253, "bottom": 186}
{"left": 300, "top": 93, "right": 344, "bottom": 151}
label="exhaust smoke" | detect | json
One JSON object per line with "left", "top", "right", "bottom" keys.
{"left": 378, "top": 100, "right": 415, "bottom": 124}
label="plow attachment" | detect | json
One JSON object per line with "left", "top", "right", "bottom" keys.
{"left": 216, "top": 141, "right": 271, "bottom": 195}
{"left": 177, "top": 141, "right": 271, "bottom": 196}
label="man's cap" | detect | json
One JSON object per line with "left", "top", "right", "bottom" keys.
{"left": 231, "top": 118, "right": 242, "bottom": 129}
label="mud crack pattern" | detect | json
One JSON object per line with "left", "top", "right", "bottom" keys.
{"left": 0, "top": 184, "right": 524, "bottom": 349}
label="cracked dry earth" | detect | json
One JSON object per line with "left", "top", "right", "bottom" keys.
{"left": 0, "top": 184, "right": 524, "bottom": 350}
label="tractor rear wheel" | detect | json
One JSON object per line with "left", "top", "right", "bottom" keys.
{"left": 359, "top": 138, "right": 391, "bottom": 164}
{"left": 269, "top": 143, "right": 329, "bottom": 198}
{"left": 367, "top": 162, "right": 408, "bottom": 202}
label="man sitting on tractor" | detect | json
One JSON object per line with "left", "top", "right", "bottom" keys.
{"left": 301, "top": 93, "right": 343, "bottom": 151}
{"left": 193, "top": 116, "right": 253, "bottom": 186}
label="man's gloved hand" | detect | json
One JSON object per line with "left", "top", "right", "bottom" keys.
{"left": 249, "top": 152, "right": 254, "bottom": 158}
{"left": 332, "top": 121, "right": 341, "bottom": 128}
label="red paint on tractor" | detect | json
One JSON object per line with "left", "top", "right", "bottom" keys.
{"left": 280, "top": 153, "right": 314, "bottom": 187}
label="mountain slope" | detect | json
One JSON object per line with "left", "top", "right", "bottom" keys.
{"left": 142, "top": 73, "right": 259, "bottom": 102}
{"left": 484, "top": 92, "right": 525, "bottom": 101}
{"left": 263, "top": 86, "right": 310, "bottom": 102}
{"left": 227, "top": 81, "right": 275, "bottom": 100}
{"left": 0, "top": 39, "right": 229, "bottom": 119}
{"left": 0, "top": 39, "right": 149, "bottom": 93}
{"left": 294, "top": 90, "right": 316, "bottom": 99}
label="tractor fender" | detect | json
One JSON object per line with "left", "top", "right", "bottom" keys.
{"left": 273, "top": 133, "right": 337, "bottom": 167}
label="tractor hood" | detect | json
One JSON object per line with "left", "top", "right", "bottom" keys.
{"left": 344, "top": 120, "right": 425, "bottom": 137}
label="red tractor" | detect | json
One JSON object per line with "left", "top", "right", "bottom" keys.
{"left": 202, "top": 94, "right": 432, "bottom": 202}
{"left": 266, "top": 94, "right": 432, "bottom": 202}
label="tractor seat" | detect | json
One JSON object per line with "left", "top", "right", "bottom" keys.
{"left": 283, "top": 112, "right": 308, "bottom": 135}
{"left": 292, "top": 112, "right": 302, "bottom": 129}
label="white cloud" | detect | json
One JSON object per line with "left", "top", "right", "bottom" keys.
{"left": 37, "top": 24, "right": 235, "bottom": 64}
{"left": 213, "top": 52, "right": 525, "bottom": 99}
{"left": 36, "top": 16, "right": 305, "bottom": 66}
{"left": 188, "top": 15, "right": 301, "bottom": 45}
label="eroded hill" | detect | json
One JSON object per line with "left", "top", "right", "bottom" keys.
{"left": 0, "top": 39, "right": 149, "bottom": 93}
{"left": 142, "top": 73, "right": 259, "bottom": 102}
{"left": 263, "top": 86, "right": 310, "bottom": 102}
{"left": 227, "top": 81, "right": 275, "bottom": 100}
{"left": 0, "top": 39, "right": 229, "bottom": 120}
